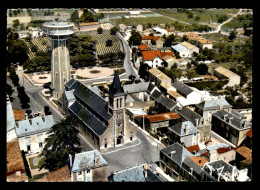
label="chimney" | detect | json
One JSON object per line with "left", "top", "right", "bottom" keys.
{"left": 25, "top": 113, "right": 28, "bottom": 120}
{"left": 228, "top": 117, "right": 233, "bottom": 124}
{"left": 185, "top": 124, "right": 189, "bottom": 135}
{"left": 203, "top": 118, "right": 207, "bottom": 125}
{"left": 170, "top": 151, "right": 176, "bottom": 158}
{"left": 219, "top": 106, "right": 223, "bottom": 111}
{"left": 195, "top": 118, "right": 199, "bottom": 127}
{"left": 223, "top": 114, "right": 228, "bottom": 121}
{"left": 94, "top": 155, "right": 100, "bottom": 167}
{"left": 29, "top": 119, "right": 32, "bottom": 125}
{"left": 69, "top": 154, "right": 73, "bottom": 169}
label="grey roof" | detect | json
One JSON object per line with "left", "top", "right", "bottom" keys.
{"left": 125, "top": 94, "right": 142, "bottom": 103}
{"left": 172, "top": 81, "right": 193, "bottom": 97}
{"left": 206, "top": 143, "right": 229, "bottom": 151}
{"left": 89, "top": 86, "right": 102, "bottom": 97}
{"left": 150, "top": 89, "right": 162, "bottom": 101}
{"left": 156, "top": 95, "right": 177, "bottom": 111}
{"left": 111, "top": 165, "right": 146, "bottom": 182}
{"left": 65, "top": 91, "right": 76, "bottom": 102}
{"left": 67, "top": 80, "right": 112, "bottom": 122}
{"left": 65, "top": 79, "right": 77, "bottom": 89}
{"left": 7, "top": 102, "right": 16, "bottom": 132}
{"left": 196, "top": 98, "right": 232, "bottom": 111}
{"left": 183, "top": 157, "right": 203, "bottom": 175}
{"left": 157, "top": 47, "right": 172, "bottom": 51}
{"left": 16, "top": 115, "right": 54, "bottom": 138}
{"left": 69, "top": 101, "right": 108, "bottom": 136}
{"left": 169, "top": 121, "right": 199, "bottom": 136}
{"left": 171, "top": 44, "right": 188, "bottom": 53}
{"left": 212, "top": 110, "right": 252, "bottom": 130}
{"left": 123, "top": 82, "right": 149, "bottom": 94}
{"left": 71, "top": 150, "right": 108, "bottom": 172}
{"left": 174, "top": 106, "right": 202, "bottom": 126}
{"left": 147, "top": 82, "right": 156, "bottom": 94}
{"left": 146, "top": 169, "right": 163, "bottom": 182}
{"left": 161, "top": 142, "right": 193, "bottom": 166}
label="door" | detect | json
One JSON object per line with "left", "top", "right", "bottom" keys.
{"left": 117, "top": 135, "right": 123, "bottom": 145}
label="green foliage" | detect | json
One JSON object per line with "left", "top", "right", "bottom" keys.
{"left": 97, "top": 27, "right": 103, "bottom": 34}
{"left": 128, "top": 30, "right": 142, "bottom": 46}
{"left": 39, "top": 116, "right": 81, "bottom": 172}
{"left": 195, "top": 63, "right": 208, "bottom": 75}
{"left": 185, "top": 80, "right": 229, "bottom": 91}
{"left": 163, "top": 34, "right": 175, "bottom": 47}
{"left": 217, "top": 14, "right": 228, "bottom": 23}
{"left": 110, "top": 26, "right": 119, "bottom": 35}
{"left": 106, "top": 39, "right": 113, "bottom": 47}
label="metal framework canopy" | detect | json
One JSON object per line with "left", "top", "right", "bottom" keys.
{"left": 43, "top": 21, "right": 74, "bottom": 39}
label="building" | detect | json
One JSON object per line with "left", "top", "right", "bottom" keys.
{"left": 142, "top": 50, "right": 163, "bottom": 68}
{"left": 180, "top": 41, "right": 200, "bottom": 55}
{"left": 197, "top": 38, "right": 213, "bottom": 50}
{"left": 195, "top": 97, "right": 232, "bottom": 122}
{"left": 171, "top": 42, "right": 199, "bottom": 58}
{"left": 7, "top": 95, "right": 17, "bottom": 142}
{"left": 61, "top": 71, "right": 136, "bottom": 150}
{"left": 168, "top": 121, "right": 199, "bottom": 147}
{"left": 148, "top": 67, "right": 172, "bottom": 87}
{"left": 15, "top": 115, "right": 54, "bottom": 155}
{"left": 186, "top": 32, "right": 201, "bottom": 41}
{"left": 211, "top": 109, "right": 252, "bottom": 146}
{"left": 201, "top": 159, "right": 250, "bottom": 181}
{"left": 141, "top": 36, "right": 164, "bottom": 49}
{"left": 108, "top": 164, "right": 163, "bottom": 182}
{"left": 159, "top": 143, "right": 205, "bottom": 181}
{"left": 7, "top": 140, "right": 29, "bottom": 182}
{"left": 135, "top": 112, "right": 180, "bottom": 135}
{"left": 70, "top": 150, "right": 108, "bottom": 182}
{"left": 234, "top": 146, "right": 252, "bottom": 177}
{"left": 214, "top": 66, "right": 241, "bottom": 87}
{"left": 123, "top": 82, "right": 150, "bottom": 101}
{"left": 42, "top": 21, "right": 74, "bottom": 99}
{"left": 118, "top": 23, "right": 127, "bottom": 33}
{"left": 172, "top": 81, "right": 202, "bottom": 105}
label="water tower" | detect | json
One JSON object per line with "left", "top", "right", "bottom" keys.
{"left": 43, "top": 21, "right": 74, "bottom": 99}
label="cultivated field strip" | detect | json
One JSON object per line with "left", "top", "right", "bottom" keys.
{"left": 22, "top": 39, "right": 36, "bottom": 59}
{"left": 31, "top": 37, "right": 51, "bottom": 52}
{"left": 76, "top": 30, "right": 123, "bottom": 56}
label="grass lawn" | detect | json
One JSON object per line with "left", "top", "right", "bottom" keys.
{"left": 29, "top": 156, "right": 45, "bottom": 170}
{"left": 89, "top": 70, "right": 101, "bottom": 74}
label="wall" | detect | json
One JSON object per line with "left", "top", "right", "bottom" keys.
{"left": 200, "top": 43, "right": 213, "bottom": 50}
{"left": 92, "top": 166, "right": 108, "bottom": 182}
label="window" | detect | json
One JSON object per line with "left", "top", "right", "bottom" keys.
{"left": 86, "top": 170, "right": 90, "bottom": 173}
{"left": 117, "top": 99, "right": 119, "bottom": 108}
{"left": 120, "top": 98, "right": 122, "bottom": 108}
{"left": 78, "top": 171, "right": 82, "bottom": 175}
{"left": 27, "top": 145, "right": 31, "bottom": 152}
{"left": 39, "top": 142, "right": 43, "bottom": 148}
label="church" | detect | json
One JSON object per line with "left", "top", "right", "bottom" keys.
{"left": 58, "top": 71, "right": 136, "bottom": 150}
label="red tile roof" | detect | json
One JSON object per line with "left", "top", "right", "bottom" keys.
{"left": 188, "top": 156, "right": 208, "bottom": 167}
{"left": 246, "top": 128, "right": 252, "bottom": 138}
{"left": 217, "top": 148, "right": 232, "bottom": 154}
{"left": 186, "top": 144, "right": 200, "bottom": 153}
{"left": 37, "top": 165, "right": 70, "bottom": 182}
{"left": 13, "top": 109, "right": 25, "bottom": 121}
{"left": 7, "top": 140, "right": 26, "bottom": 176}
{"left": 161, "top": 51, "right": 174, "bottom": 58}
{"left": 135, "top": 112, "right": 180, "bottom": 123}
{"left": 165, "top": 28, "right": 174, "bottom": 32}
{"left": 142, "top": 36, "right": 159, "bottom": 41}
{"left": 198, "top": 38, "right": 213, "bottom": 44}
{"left": 141, "top": 50, "right": 162, "bottom": 61}
{"left": 236, "top": 146, "right": 252, "bottom": 160}
{"left": 138, "top": 44, "right": 148, "bottom": 51}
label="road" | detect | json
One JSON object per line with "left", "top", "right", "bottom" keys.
{"left": 116, "top": 32, "right": 140, "bottom": 79}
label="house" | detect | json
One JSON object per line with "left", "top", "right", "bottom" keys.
{"left": 214, "top": 66, "right": 241, "bottom": 87}
{"left": 118, "top": 23, "right": 127, "bottom": 33}
{"left": 28, "top": 26, "right": 40, "bottom": 38}
{"left": 60, "top": 71, "right": 136, "bottom": 150}
{"left": 148, "top": 67, "right": 172, "bottom": 87}
{"left": 152, "top": 26, "right": 169, "bottom": 36}
{"left": 197, "top": 38, "right": 213, "bottom": 50}
{"left": 7, "top": 140, "right": 29, "bottom": 182}
{"left": 171, "top": 41, "right": 199, "bottom": 58}
{"left": 172, "top": 81, "right": 202, "bottom": 105}
{"left": 234, "top": 146, "right": 252, "bottom": 177}
{"left": 211, "top": 109, "right": 252, "bottom": 146}
{"left": 108, "top": 164, "right": 163, "bottom": 182}
{"left": 180, "top": 41, "right": 200, "bottom": 55}
{"left": 195, "top": 97, "right": 232, "bottom": 122}
{"left": 135, "top": 112, "right": 180, "bottom": 135}
{"left": 201, "top": 159, "right": 250, "bottom": 181}
{"left": 165, "top": 28, "right": 175, "bottom": 36}
{"left": 37, "top": 165, "right": 71, "bottom": 182}
{"left": 168, "top": 121, "right": 199, "bottom": 147}
{"left": 186, "top": 32, "right": 201, "bottom": 41}
{"left": 126, "top": 108, "right": 147, "bottom": 121}
{"left": 137, "top": 44, "right": 148, "bottom": 51}
{"left": 135, "top": 24, "right": 143, "bottom": 33}
{"left": 141, "top": 36, "right": 164, "bottom": 49}
{"left": 15, "top": 115, "right": 55, "bottom": 155}
{"left": 7, "top": 95, "right": 17, "bottom": 142}
{"left": 142, "top": 50, "right": 163, "bottom": 68}
{"left": 123, "top": 82, "right": 150, "bottom": 101}
{"left": 79, "top": 22, "right": 100, "bottom": 31}
{"left": 159, "top": 142, "right": 206, "bottom": 181}
{"left": 70, "top": 150, "right": 108, "bottom": 182}
{"left": 174, "top": 106, "right": 202, "bottom": 127}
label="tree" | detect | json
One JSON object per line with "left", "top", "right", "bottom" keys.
{"left": 110, "top": 26, "right": 118, "bottom": 35}
{"left": 163, "top": 34, "right": 175, "bottom": 47}
{"left": 187, "top": 12, "right": 194, "bottom": 19}
{"left": 128, "top": 30, "right": 142, "bottom": 46}
{"left": 196, "top": 63, "right": 208, "bottom": 75}
{"left": 181, "top": 35, "right": 188, "bottom": 42}
{"left": 39, "top": 116, "right": 81, "bottom": 172}
{"left": 97, "top": 27, "right": 103, "bottom": 34}
{"left": 106, "top": 39, "right": 113, "bottom": 47}
{"left": 12, "top": 19, "right": 20, "bottom": 31}
{"left": 228, "top": 29, "right": 237, "bottom": 42}
{"left": 194, "top": 15, "right": 200, "bottom": 21}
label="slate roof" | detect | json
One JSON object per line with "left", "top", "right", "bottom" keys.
{"left": 196, "top": 98, "right": 232, "bottom": 111}
{"left": 182, "top": 157, "right": 204, "bottom": 175}
{"left": 125, "top": 94, "right": 142, "bottom": 103}
{"left": 109, "top": 70, "right": 125, "bottom": 97}
{"left": 110, "top": 165, "right": 146, "bottom": 182}
{"left": 69, "top": 101, "right": 108, "bottom": 136}
{"left": 123, "top": 82, "right": 149, "bottom": 94}
{"left": 65, "top": 78, "right": 77, "bottom": 89}
{"left": 150, "top": 89, "right": 163, "bottom": 100}
{"left": 172, "top": 81, "right": 193, "bottom": 97}
{"left": 147, "top": 82, "right": 156, "bottom": 94}
{"left": 169, "top": 121, "right": 199, "bottom": 136}
{"left": 65, "top": 91, "right": 76, "bottom": 102}
{"left": 15, "top": 115, "right": 54, "bottom": 138}
{"left": 89, "top": 86, "right": 102, "bottom": 97}
{"left": 160, "top": 143, "right": 193, "bottom": 166}
{"left": 174, "top": 106, "right": 202, "bottom": 126}
{"left": 156, "top": 95, "right": 177, "bottom": 111}
{"left": 67, "top": 80, "right": 112, "bottom": 121}
{"left": 212, "top": 110, "right": 252, "bottom": 130}
{"left": 71, "top": 150, "right": 108, "bottom": 172}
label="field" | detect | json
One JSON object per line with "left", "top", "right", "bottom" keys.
{"left": 76, "top": 30, "right": 123, "bottom": 56}
{"left": 222, "top": 14, "right": 253, "bottom": 29}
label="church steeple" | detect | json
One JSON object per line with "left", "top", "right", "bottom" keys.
{"left": 108, "top": 70, "right": 125, "bottom": 109}
{"left": 109, "top": 70, "right": 125, "bottom": 98}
